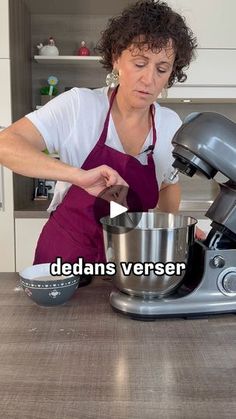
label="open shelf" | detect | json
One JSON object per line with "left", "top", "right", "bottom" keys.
{"left": 34, "top": 55, "right": 101, "bottom": 64}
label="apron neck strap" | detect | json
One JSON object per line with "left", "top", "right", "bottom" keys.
{"left": 99, "top": 87, "right": 118, "bottom": 141}
{"left": 98, "top": 87, "right": 157, "bottom": 156}
{"left": 150, "top": 104, "right": 157, "bottom": 149}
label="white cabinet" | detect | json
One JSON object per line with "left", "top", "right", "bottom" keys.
{"left": 0, "top": 0, "right": 14, "bottom": 271}
{"left": 168, "top": 50, "right": 236, "bottom": 99}
{"left": 0, "top": 59, "right": 12, "bottom": 128}
{"left": 183, "top": 50, "right": 236, "bottom": 86}
{"left": 0, "top": 0, "right": 10, "bottom": 58}
{"left": 0, "top": 1, "right": 11, "bottom": 129}
{"left": 0, "top": 166, "right": 3, "bottom": 206}
{"left": 15, "top": 218, "right": 47, "bottom": 272}
{"left": 0, "top": 167, "right": 14, "bottom": 271}
{"left": 168, "top": 0, "right": 236, "bottom": 48}
{"left": 165, "top": 0, "right": 236, "bottom": 99}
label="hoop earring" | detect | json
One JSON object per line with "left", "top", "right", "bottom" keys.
{"left": 161, "top": 87, "right": 168, "bottom": 99}
{"left": 106, "top": 68, "right": 119, "bottom": 88}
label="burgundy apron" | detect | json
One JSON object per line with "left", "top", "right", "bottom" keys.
{"left": 34, "top": 88, "right": 159, "bottom": 264}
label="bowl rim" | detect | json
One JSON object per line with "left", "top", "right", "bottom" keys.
{"left": 20, "top": 277, "right": 79, "bottom": 288}
{"left": 100, "top": 212, "right": 198, "bottom": 231}
{"left": 19, "top": 263, "right": 79, "bottom": 282}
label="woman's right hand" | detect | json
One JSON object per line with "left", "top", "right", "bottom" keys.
{"left": 74, "top": 165, "right": 129, "bottom": 205}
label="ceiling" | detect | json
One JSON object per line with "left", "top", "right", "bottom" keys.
{"left": 24, "top": 0, "right": 134, "bottom": 15}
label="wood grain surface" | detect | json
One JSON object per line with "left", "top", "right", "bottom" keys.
{"left": 0, "top": 273, "right": 235, "bottom": 419}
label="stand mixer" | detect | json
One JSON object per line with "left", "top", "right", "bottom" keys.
{"left": 107, "top": 112, "right": 236, "bottom": 319}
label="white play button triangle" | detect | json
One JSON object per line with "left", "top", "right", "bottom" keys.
{"left": 110, "top": 201, "right": 128, "bottom": 219}
{"left": 97, "top": 186, "right": 144, "bottom": 233}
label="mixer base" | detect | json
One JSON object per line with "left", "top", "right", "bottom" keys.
{"left": 110, "top": 243, "right": 236, "bottom": 320}
{"left": 111, "top": 304, "right": 234, "bottom": 321}
{"left": 110, "top": 289, "right": 236, "bottom": 320}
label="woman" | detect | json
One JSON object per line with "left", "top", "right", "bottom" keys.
{"left": 0, "top": 0, "right": 197, "bottom": 265}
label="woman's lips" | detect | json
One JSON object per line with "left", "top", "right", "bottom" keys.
{"left": 136, "top": 90, "right": 151, "bottom": 96}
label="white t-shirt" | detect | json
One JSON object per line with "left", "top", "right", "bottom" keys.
{"left": 26, "top": 87, "right": 182, "bottom": 212}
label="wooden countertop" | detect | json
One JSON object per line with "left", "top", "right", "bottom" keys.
{"left": 0, "top": 273, "right": 236, "bottom": 419}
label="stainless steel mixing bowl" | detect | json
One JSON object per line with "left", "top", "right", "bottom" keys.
{"left": 101, "top": 212, "right": 197, "bottom": 298}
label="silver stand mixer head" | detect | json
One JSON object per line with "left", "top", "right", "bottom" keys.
{"left": 109, "top": 112, "right": 236, "bottom": 320}
{"left": 172, "top": 112, "right": 236, "bottom": 238}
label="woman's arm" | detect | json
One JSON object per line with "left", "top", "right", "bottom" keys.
{"left": 157, "top": 182, "right": 181, "bottom": 213}
{"left": 0, "top": 117, "right": 76, "bottom": 180}
{"left": 0, "top": 117, "right": 127, "bottom": 195}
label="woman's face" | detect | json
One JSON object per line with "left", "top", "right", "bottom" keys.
{"left": 113, "top": 43, "right": 175, "bottom": 109}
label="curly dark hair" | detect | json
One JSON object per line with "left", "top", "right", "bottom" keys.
{"left": 96, "top": 0, "right": 197, "bottom": 87}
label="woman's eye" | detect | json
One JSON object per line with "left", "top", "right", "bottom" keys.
{"left": 157, "top": 69, "right": 167, "bottom": 74}
{"left": 135, "top": 63, "right": 146, "bottom": 68}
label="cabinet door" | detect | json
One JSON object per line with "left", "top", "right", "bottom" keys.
{"left": 0, "top": 59, "right": 12, "bottom": 128}
{"left": 15, "top": 218, "right": 47, "bottom": 272}
{"left": 0, "top": 0, "right": 9, "bottom": 58}
{"left": 0, "top": 166, "right": 15, "bottom": 271}
{"left": 168, "top": 50, "right": 236, "bottom": 99}
{"left": 182, "top": 50, "right": 236, "bottom": 86}
{"left": 168, "top": 0, "right": 236, "bottom": 48}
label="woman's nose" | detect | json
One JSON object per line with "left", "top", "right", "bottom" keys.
{"left": 141, "top": 67, "right": 155, "bottom": 85}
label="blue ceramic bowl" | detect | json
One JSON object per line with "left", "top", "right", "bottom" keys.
{"left": 19, "top": 263, "right": 80, "bottom": 306}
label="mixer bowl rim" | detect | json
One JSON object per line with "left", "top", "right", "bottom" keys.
{"left": 100, "top": 212, "right": 198, "bottom": 231}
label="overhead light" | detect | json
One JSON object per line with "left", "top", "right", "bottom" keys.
{"left": 182, "top": 99, "right": 192, "bottom": 103}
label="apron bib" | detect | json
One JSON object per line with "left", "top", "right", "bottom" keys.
{"left": 34, "top": 88, "right": 159, "bottom": 264}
